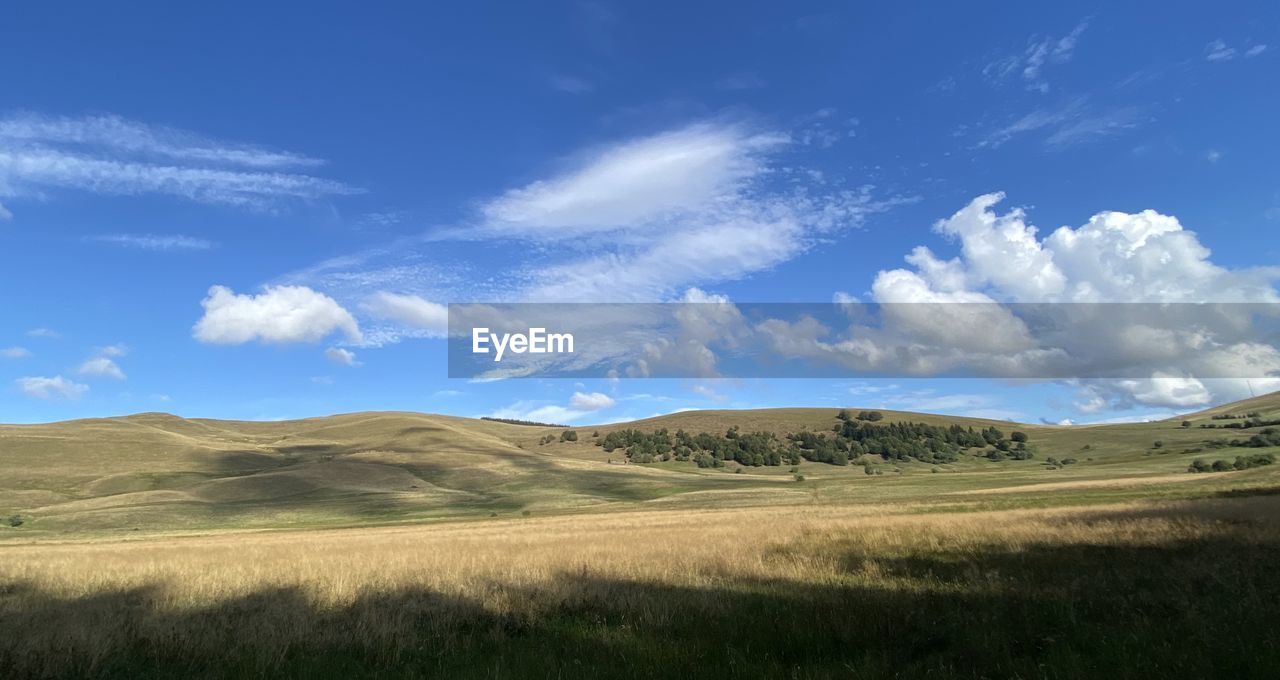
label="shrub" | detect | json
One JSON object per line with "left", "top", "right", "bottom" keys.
{"left": 1011, "top": 431, "right": 1028, "bottom": 443}
{"left": 560, "top": 430, "right": 578, "bottom": 442}
{"left": 6, "top": 515, "right": 22, "bottom": 528}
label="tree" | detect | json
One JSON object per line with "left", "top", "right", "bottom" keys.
{"left": 1011, "top": 431, "right": 1028, "bottom": 443}
{"left": 1181, "top": 421, "right": 1192, "bottom": 428}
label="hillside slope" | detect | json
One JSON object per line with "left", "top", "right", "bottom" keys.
{"left": 2, "top": 393, "right": 1278, "bottom": 537}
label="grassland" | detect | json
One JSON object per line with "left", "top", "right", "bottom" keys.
{"left": 2, "top": 393, "right": 1279, "bottom": 677}
{"left": 4, "top": 497, "right": 1280, "bottom": 678}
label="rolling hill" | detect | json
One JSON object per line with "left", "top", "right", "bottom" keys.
{"left": 3, "top": 391, "right": 1279, "bottom": 537}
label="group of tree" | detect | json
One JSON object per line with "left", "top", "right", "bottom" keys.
{"left": 483, "top": 417, "right": 570, "bottom": 428}
{"left": 1198, "top": 415, "right": 1280, "bottom": 430}
{"left": 596, "top": 410, "right": 1035, "bottom": 468}
{"left": 1188, "top": 453, "right": 1276, "bottom": 473}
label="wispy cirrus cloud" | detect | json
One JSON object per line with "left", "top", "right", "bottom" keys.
{"left": 984, "top": 22, "right": 1088, "bottom": 93}
{"left": 0, "top": 113, "right": 361, "bottom": 213}
{"left": 280, "top": 119, "right": 911, "bottom": 349}
{"left": 978, "top": 98, "right": 1146, "bottom": 150}
{"left": 86, "top": 233, "right": 214, "bottom": 251}
{"left": 1205, "top": 39, "right": 1267, "bottom": 62}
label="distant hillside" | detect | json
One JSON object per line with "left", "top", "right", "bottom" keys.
{"left": 2, "top": 392, "right": 1277, "bottom": 537}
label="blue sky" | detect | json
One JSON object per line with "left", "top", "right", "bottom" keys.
{"left": 2, "top": 2, "right": 1278, "bottom": 425}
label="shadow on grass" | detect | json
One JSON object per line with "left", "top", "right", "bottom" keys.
{"left": 5, "top": 506, "right": 1280, "bottom": 678}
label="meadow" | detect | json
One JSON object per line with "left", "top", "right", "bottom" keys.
{"left": 3, "top": 393, "right": 1280, "bottom": 677}
{"left": 3, "top": 496, "right": 1280, "bottom": 678}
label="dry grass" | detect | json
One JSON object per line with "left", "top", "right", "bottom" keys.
{"left": 4, "top": 496, "right": 1280, "bottom": 678}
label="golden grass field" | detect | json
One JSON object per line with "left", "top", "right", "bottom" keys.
{"left": 4, "top": 496, "right": 1280, "bottom": 677}
{"left": 3, "top": 392, "right": 1280, "bottom": 677}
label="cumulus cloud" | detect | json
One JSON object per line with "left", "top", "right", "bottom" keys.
{"left": 876, "top": 192, "right": 1279, "bottom": 303}
{"left": 0, "top": 113, "right": 359, "bottom": 210}
{"left": 15, "top": 375, "right": 88, "bottom": 400}
{"left": 78, "top": 357, "right": 125, "bottom": 380}
{"left": 1, "top": 346, "right": 30, "bottom": 359}
{"left": 193, "top": 285, "right": 362, "bottom": 345}
{"left": 569, "top": 391, "right": 616, "bottom": 411}
{"left": 324, "top": 347, "right": 361, "bottom": 366}
{"left": 863, "top": 193, "right": 1280, "bottom": 410}
{"left": 76, "top": 344, "right": 129, "bottom": 379}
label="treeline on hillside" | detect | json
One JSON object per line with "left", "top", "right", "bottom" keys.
{"left": 596, "top": 410, "right": 1034, "bottom": 467}
{"left": 481, "top": 417, "right": 570, "bottom": 428}
{"left": 1197, "top": 413, "right": 1280, "bottom": 430}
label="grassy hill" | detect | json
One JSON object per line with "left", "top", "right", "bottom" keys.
{"left": 3, "top": 394, "right": 1280, "bottom": 677}
{"left": 3, "top": 393, "right": 1279, "bottom": 537}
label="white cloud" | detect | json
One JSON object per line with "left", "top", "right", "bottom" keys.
{"left": 26, "top": 328, "right": 59, "bottom": 338}
{"left": 361, "top": 292, "right": 448, "bottom": 336}
{"left": 867, "top": 193, "right": 1280, "bottom": 410}
{"left": 0, "top": 200, "right": 10, "bottom": 220}
{"left": 88, "top": 234, "right": 214, "bottom": 251}
{"left": 569, "top": 391, "right": 616, "bottom": 411}
{"left": 0, "top": 113, "right": 359, "bottom": 209}
{"left": 193, "top": 285, "right": 362, "bottom": 345}
{"left": 984, "top": 22, "right": 1088, "bottom": 92}
{"left": 1, "top": 346, "right": 30, "bottom": 359}
{"left": 97, "top": 343, "right": 128, "bottom": 358}
{"left": 487, "top": 401, "right": 584, "bottom": 424}
{"left": 1206, "top": 149, "right": 1223, "bottom": 163}
{"left": 0, "top": 113, "right": 324, "bottom": 167}
{"left": 286, "top": 121, "right": 903, "bottom": 319}
{"left": 979, "top": 99, "right": 1145, "bottom": 150}
{"left": 1206, "top": 40, "right": 1268, "bottom": 62}
{"left": 480, "top": 123, "right": 787, "bottom": 236}
{"left": 691, "top": 384, "right": 729, "bottom": 402}
{"left": 324, "top": 346, "right": 361, "bottom": 366}
{"left": 78, "top": 356, "right": 126, "bottom": 380}
{"left": 15, "top": 375, "right": 88, "bottom": 400}
{"left": 877, "top": 192, "right": 1279, "bottom": 303}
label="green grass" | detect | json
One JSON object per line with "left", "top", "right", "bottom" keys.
{"left": 3, "top": 392, "right": 1280, "bottom": 538}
